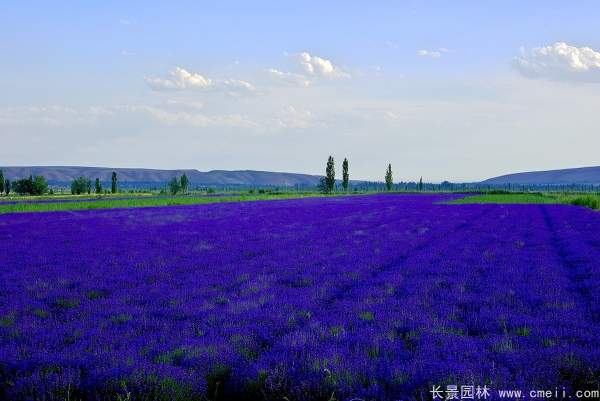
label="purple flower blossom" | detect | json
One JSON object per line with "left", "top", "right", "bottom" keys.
{"left": 1, "top": 195, "right": 599, "bottom": 400}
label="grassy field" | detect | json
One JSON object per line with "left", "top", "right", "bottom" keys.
{"left": 451, "top": 193, "right": 559, "bottom": 204}
{"left": 0, "top": 193, "right": 328, "bottom": 214}
{"left": 2, "top": 191, "right": 600, "bottom": 214}
{"left": 0, "top": 192, "right": 157, "bottom": 202}
{"left": 452, "top": 192, "right": 600, "bottom": 210}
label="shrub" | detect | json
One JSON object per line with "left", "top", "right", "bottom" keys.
{"left": 569, "top": 195, "right": 600, "bottom": 210}
{"left": 12, "top": 175, "right": 48, "bottom": 195}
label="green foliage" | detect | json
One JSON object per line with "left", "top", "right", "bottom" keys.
{"left": 568, "top": 195, "right": 600, "bottom": 210}
{"left": 318, "top": 177, "right": 329, "bottom": 194}
{"left": 0, "top": 313, "right": 16, "bottom": 327}
{"left": 169, "top": 177, "right": 181, "bottom": 195}
{"left": 418, "top": 177, "right": 423, "bottom": 192}
{"left": 4, "top": 179, "right": 10, "bottom": 195}
{"left": 35, "top": 176, "right": 48, "bottom": 195}
{"left": 12, "top": 175, "right": 48, "bottom": 195}
{"left": 342, "top": 158, "right": 349, "bottom": 191}
{"left": 95, "top": 178, "right": 102, "bottom": 194}
{"left": 325, "top": 155, "right": 335, "bottom": 193}
{"left": 359, "top": 311, "right": 375, "bottom": 321}
{"left": 180, "top": 174, "right": 189, "bottom": 193}
{"left": 71, "top": 176, "right": 92, "bottom": 195}
{"left": 385, "top": 163, "right": 393, "bottom": 191}
{"left": 111, "top": 171, "right": 118, "bottom": 194}
{"left": 207, "top": 363, "right": 232, "bottom": 400}
{"left": 0, "top": 170, "right": 4, "bottom": 194}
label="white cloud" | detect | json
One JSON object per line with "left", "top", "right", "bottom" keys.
{"left": 145, "top": 67, "right": 256, "bottom": 94}
{"left": 266, "top": 68, "right": 311, "bottom": 87}
{"left": 266, "top": 52, "right": 350, "bottom": 87}
{"left": 0, "top": 103, "right": 261, "bottom": 130}
{"left": 513, "top": 42, "right": 600, "bottom": 82}
{"left": 136, "top": 106, "right": 258, "bottom": 128}
{"left": 271, "top": 106, "right": 315, "bottom": 129}
{"left": 145, "top": 67, "right": 212, "bottom": 90}
{"left": 0, "top": 105, "right": 113, "bottom": 126}
{"left": 297, "top": 52, "right": 350, "bottom": 78}
{"left": 417, "top": 49, "right": 442, "bottom": 58}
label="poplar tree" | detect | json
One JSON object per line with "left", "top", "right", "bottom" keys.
{"left": 325, "top": 156, "right": 335, "bottom": 193}
{"left": 169, "top": 177, "right": 181, "bottom": 195}
{"left": 180, "top": 173, "right": 189, "bottom": 193}
{"left": 111, "top": 172, "right": 118, "bottom": 194}
{"left": 385, "top": 164, "right": 393, "bottom": 191}
{"left": 0, "top": 170, "right": 4, "bottom": 195}
{"left": 342, "top": 158, "right": 349, "bottom": 191}
{"left": 95, "top": 178, "right": 102, "bottom": 194}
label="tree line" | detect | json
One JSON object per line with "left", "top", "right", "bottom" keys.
{"left": 318, "top": 156, "right": 424, "bottom": 193}
{"left": 0, "top": 170, "right": 120, "bottom": 196}
{"left": 0, "top": 169, "right": 188, "bottom": 196}
{"left": 0, "top": 173, "right": 48, "bottom": 196}
{"left": 70, "top": 172, "right": 120, "bottom": 195}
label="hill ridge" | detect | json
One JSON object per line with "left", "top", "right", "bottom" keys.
{"left": 0, "top": 166, "right": 323, "bottom": 186}
{"left": 482, "top": 165, "right": 600, "bottom": 185}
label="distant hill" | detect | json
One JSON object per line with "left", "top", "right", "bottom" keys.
{"left": 0, "top": 166, "right": 324, "bottom": 187}
{"left": 482, "top": 166, "right": 600, "bottom": 185}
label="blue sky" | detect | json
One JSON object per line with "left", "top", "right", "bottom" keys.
{"left": 2, "top": 1, "right": 600, "bottom": 181}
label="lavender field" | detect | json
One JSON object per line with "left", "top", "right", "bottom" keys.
{"left": 1, "top": 194, "right": 600, "bottom": 400}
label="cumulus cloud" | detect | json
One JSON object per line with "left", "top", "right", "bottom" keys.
{"left": 266, "top": 52, "right": 350, "bottom": 87}
{"left": 145, "top": 67, "right": 255, "bottom": 94}
{"left": 298, "top": 52, "right": 350, "bottom": 78}
{"left": 513, "top": 42, "right": 600, "bottom": 82}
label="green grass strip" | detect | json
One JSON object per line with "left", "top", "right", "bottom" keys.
{"left": 0, "top": 193, "right": 328, "bottom": 214}
{"left": 450, "top": 193, "right": 559, "bottom": 204}
{"left": 450, "top": 193, "right": 600, "bottom": 210}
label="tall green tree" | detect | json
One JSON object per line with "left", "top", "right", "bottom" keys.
{"left": 418, "top": 177, "right": 423, "bottom": 192}
{"left": 169, "top": 177, "right": 181, "bottom": 195}
{"left": 0, "top": 170, "right": 4, "bottom": 194}
{"left": 342, "top": 158, "right": 349, "bottom": 191}
{"left": 385, "top": 164, "right": 393, "bottom": 191}
{"left": 180, "top": 173, "right": 189, "bottom": 193}
{"left": 317, "top": 177, "right": 328, "bottom": 194}
{"left": 325, "top": 155, "right": 335, "bottom": 193}
{"left": 4, "top": 179, "right": 9, "bottom": 195}
{"left": 95, "top": 178, "right": 102, "bottom": 194}
{"left": 71, "top": 177, "right": 91, "bottom": 195}
{"left": 111, "top": 172, "right": 118, "bottom": 194}
{"left": 32, "top": 176, "right": 48, "bottom": 195}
